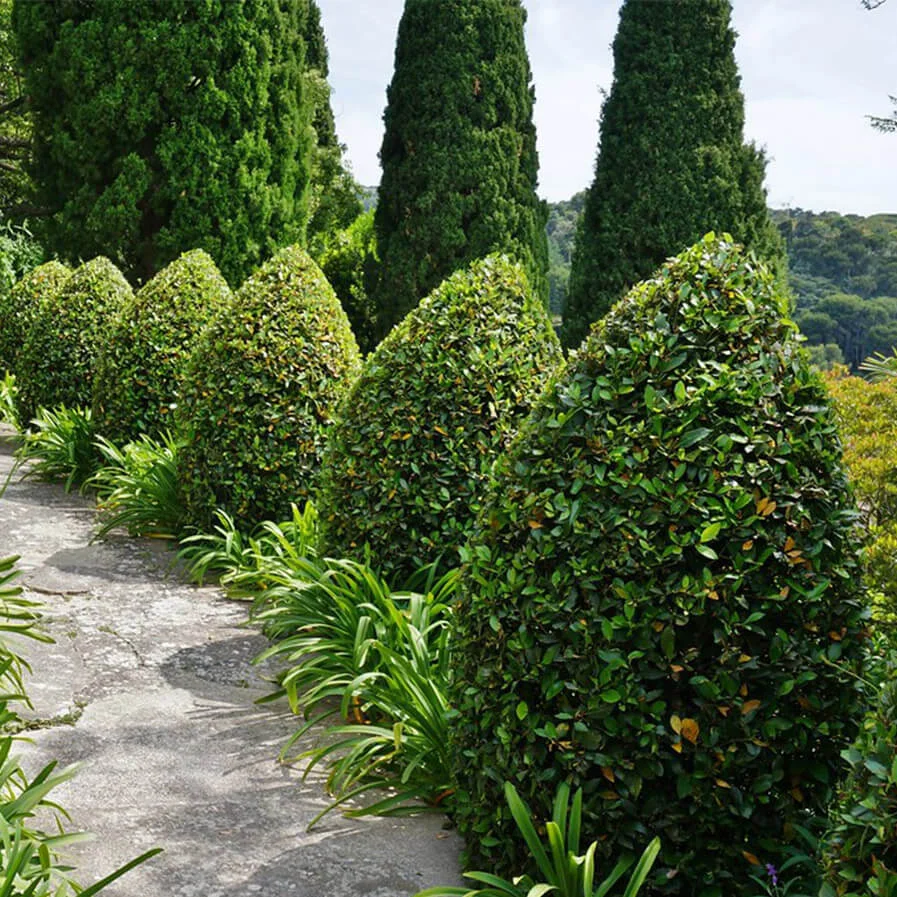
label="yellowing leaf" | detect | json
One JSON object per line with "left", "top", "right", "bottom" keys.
{"left": 672, "top": 741, "right": 683, "bottom": 753}
{"left": 434, "top": 426, "right": 448, "bottom": 436}
{"left": 600, "top": 791, "right": 619, "bottom": 800}
{"left": 756, "top": 497, "right": 777, "bottom": 517}
{"left": 743, "top": 851, "right": 761, "bottom": 866}
{"left": 681, "top": 718, "right": 700, "bottom": 744}
{"left": 670, "top": 714, "right": 682, "bottom": 735}
{"left": 670, "top": 664, "right": 684, "bottom": 674}
{"left": 742, "top": 540, "right": 754, "bottom": 551}
{"left": 790, "top": 787, "right": 804, "bottom": 802}
{"left": 784, "top": 536, "right": 797, "bottom": 552}
{"left": 717, "top": 705, "right": 731, "bottom": 717}
{"left": 601, "top": 766, "right": 616, "bottom": 783}
{"left": 739, "top": 654, "right": 752, "bottom": 663}
{"left": 528, "top": 520, "right": 543, "bottom": 530}
{"left": 715, "top": 779, "right": 731, "bottom": 789}
{"left": 742, "top": 700, "right": 762, "bottom": 715}
{"left": 707, "top": 590, "right": 720, "bottom": 601}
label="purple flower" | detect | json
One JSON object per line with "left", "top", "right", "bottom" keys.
{"left": 766, "top": 864, "right": 779, "bottom": 887}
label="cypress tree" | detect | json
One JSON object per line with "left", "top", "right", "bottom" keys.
{"left": 12, "top": 0, "right": 313, "bottom": 286}
{"left": 371, "top": 0, "right": 549, "bottom": 341}
{"left": 561, "top": 0, "right": 783, "bottom": 349}
{"left": 304, "top": 0, "right": 362, "bottom": 253}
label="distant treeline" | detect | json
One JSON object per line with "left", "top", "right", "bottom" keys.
{"left": 542, "top": 199, "right": 897, "bottom": 365}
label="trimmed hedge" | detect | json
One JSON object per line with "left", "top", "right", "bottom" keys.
{"left": 0, "top": 260, "right": 70, "bottom": 374}
{"left": 449, "top": 235, "right": 867, "bottom": 896}
{"left": 177, "top": 245, "right": 361, "bottom": 532}
{"left": 16, "top": 257, "right": 132, "bottom": 425}
{"left": 317, "top": 254, "right": 562, "bottom": 585}
{"left": 92, "top": 249, "right": 232, "bottom": 446}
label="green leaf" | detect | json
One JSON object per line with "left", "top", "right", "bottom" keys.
{"left": 700, "top": 522, "right": 721, "bottom": 543}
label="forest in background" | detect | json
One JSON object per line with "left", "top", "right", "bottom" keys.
{"left": 540, "top": 196, "right": 897, "bottom": 366}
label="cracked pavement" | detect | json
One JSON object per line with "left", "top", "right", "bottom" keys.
{"left": 0, "top": 426, "right": 464, "bottom": 896}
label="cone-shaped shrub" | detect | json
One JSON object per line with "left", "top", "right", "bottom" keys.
{"left": 16, "top": 257, "right": 132, "bottom": 425}
{"left": 318, "top": 255, "right": 562, "bottom": 585}
{"left": 92, "top": 249, "right": 232, "bottom": 446}
{"left": 0, "top": 260, "right": 70, "bottom": 374}
{"left": 450, "top": 236, "right": 867, "bottom": 896}
{"left": 370, "top": 0, "right": 549, "bottom": 341}
{"left": 177, "top": 245, "right": 361, "bottom": 532}
{"left": 561, "top": 0, "right": 783, "bottom": 349}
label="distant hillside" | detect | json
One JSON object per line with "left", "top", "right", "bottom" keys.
{"left": 775, "top": 209, "right": 897, "bottom": 367}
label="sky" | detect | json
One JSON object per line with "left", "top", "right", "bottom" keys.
{"left": 316, "top": 0, "right": 897, "bottom": 217}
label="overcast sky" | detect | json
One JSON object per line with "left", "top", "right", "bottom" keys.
{"left": 316, "top": 0, "right": 896, "bottom": 217}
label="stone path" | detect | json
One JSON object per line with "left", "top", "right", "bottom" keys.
{"left": 0, "top": 428, "right": 464, "bottom": 897}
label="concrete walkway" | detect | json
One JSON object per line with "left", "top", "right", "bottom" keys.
{"left": 0, "top": 428, "right": 464, "bottom": 897}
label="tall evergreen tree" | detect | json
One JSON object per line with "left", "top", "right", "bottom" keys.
{"left": 12, "top": 0, "right": 313, "bottom": 286}
{"left": 371, "top": 0, "right": 549, "bottom": 340}
{"left": 561, "top": 0, "right": 783, "bottom": 349}
{"left": 304, "top": 0, "right": 363, "bottom": 255}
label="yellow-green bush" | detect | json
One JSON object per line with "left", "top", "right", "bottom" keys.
{"left": 824, "top": 368, "right": 897, "bottom": 626}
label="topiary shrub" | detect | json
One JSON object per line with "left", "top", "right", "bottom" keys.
{"left": 0, "top": 260, "right": 70, "bottom": 374}
{"left": 16, "top": 257, "right": 132, "bottom": 425}
{"left": 317, "top": 254, "right": 562, "bottom": 586}
{"left": 177, "top": 245, "right": 361, "bottom": 533}
{"left": 449, "top": 235, "right": 868, "bottom": 897}
{"left": 91, "top": 249, "right": 232, "bottom": 446}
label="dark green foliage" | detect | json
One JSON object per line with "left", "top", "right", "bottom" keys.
{"left": 318, "top": 209, "right": 378, "bottom": 354}
{"left": 0, "top": 0, "right": 31, "bottom": 215}
{"left": 318, "top": 255, "right": 562, "bottom": 586}
{"left": 545, "top": 191, "right": 585, "bottom": 317}
{"left": 451, "top": 236, "right": 867, "bottom": 896}
{"left": 304, "top": 0, "right": 362, "bottom": 254}
{"left": 12, "top": 0, "right": 313, "bottom": 285}
{"left": 177, "top": 244, "right": 361, "bottom": 533}
{"left": 796, "top": 293, "right": 897, "bottom": 369}
{"left": 16, "top": 257, "right": 131, "bottom": 424}
{"left": 91, "top": 249, "right": 232, "bottom": 446}
{"left": 776, "top": 210, "right": 897, "bottom": 367}
{"left": 562, "top": 0, "right": 783, "bottom": 348}
{"left": 371, "top": 0, "right": 549, "bottom": 340}
{"left": 0, "top": 258, "right": 67, "bottom": 374}
{"left": 0, "top": 220, "right": 44, "bottom": 300}
{"left": 822, "top": 640, "right": 897, "bottom": 895}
